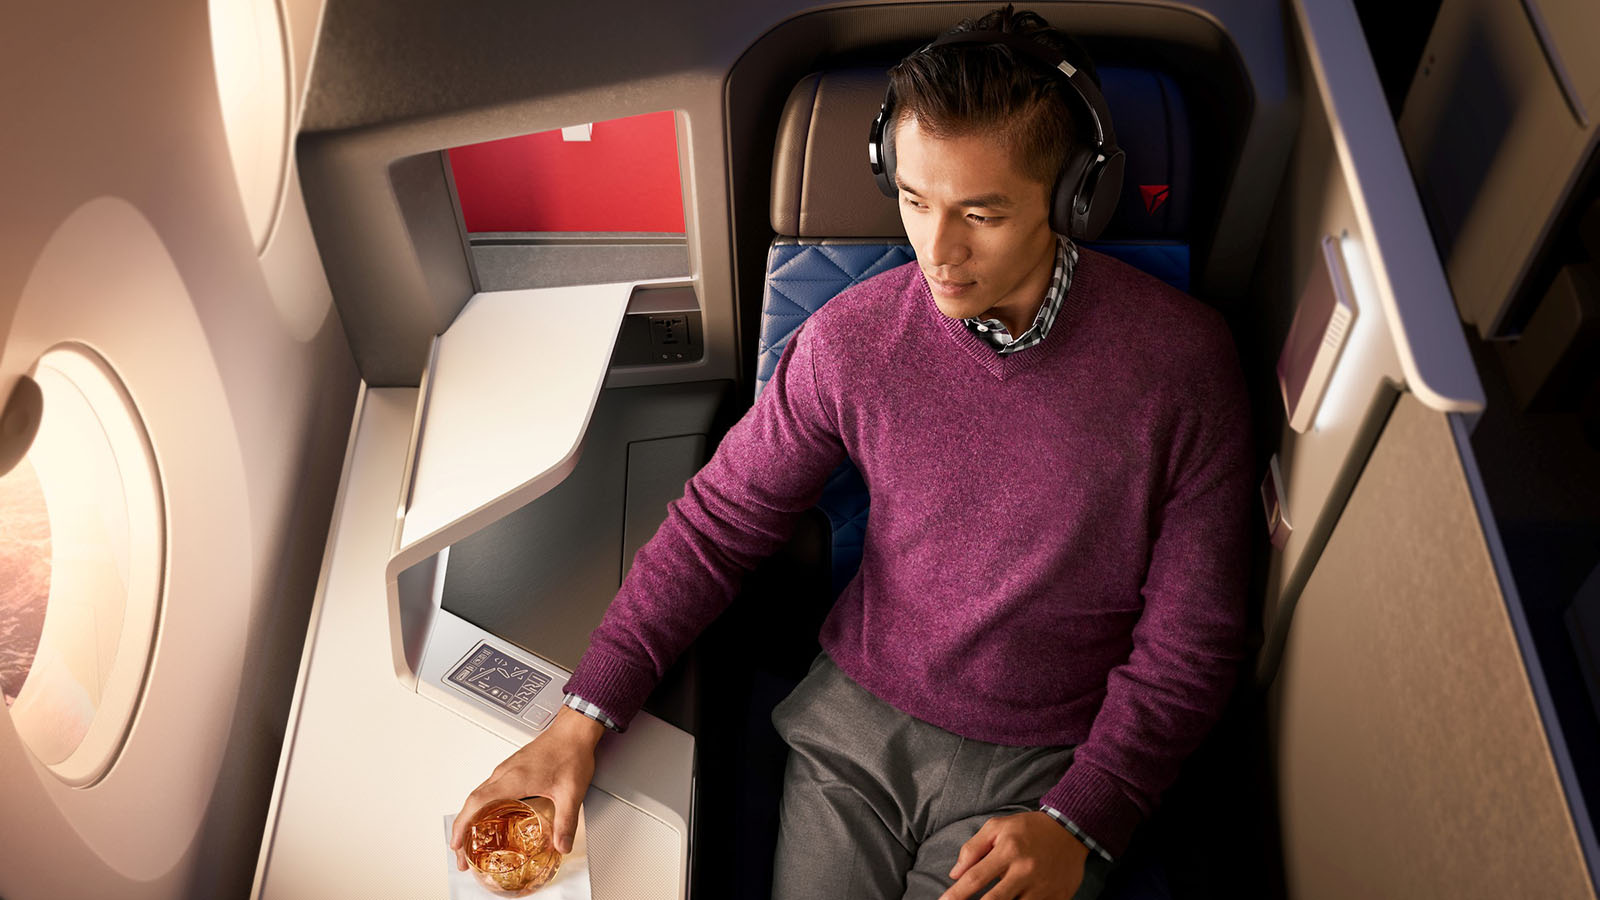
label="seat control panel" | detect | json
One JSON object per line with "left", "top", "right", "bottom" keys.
{"left": 444, "top": 639, "right": 564, "bottom": 730}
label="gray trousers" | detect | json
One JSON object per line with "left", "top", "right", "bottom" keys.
{"left": 769, "top": 654, "right": 1113, "bottom": 900}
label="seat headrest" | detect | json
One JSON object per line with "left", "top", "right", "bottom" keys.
{"left": 771, "top": 69, "right": 904, "bottom": 239}
{"left": 769, "top": 65, "right": 1191, "bottom": 241}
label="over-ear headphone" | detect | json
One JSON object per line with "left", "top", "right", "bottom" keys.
{"left": 867, "top": 29, "right": 1125, "bottom": 240}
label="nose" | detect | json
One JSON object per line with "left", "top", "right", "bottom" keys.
{"left": 924, "top": 212, "right": 969, "bottom": 270}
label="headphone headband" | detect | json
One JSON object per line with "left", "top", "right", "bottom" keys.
{"left": 866, "top": 27, "right": 1125, "bottom": 239}
{"left": 923, "top": 30, "right": 1112, "bottom": 147}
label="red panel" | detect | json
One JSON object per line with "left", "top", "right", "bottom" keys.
{"left": 448, "top": 110, "right": 685, "bottom": 234}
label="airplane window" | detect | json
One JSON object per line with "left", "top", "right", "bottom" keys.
{"left": 0, "top": 345, "right": 164, "bottom": 786}
{"left": 209, "top": 0, "right": 291, "bottom": 252}
{"left": 446, "top": 110, "right": 690, "bottom": 290}
{"left": 0, "top": 459, "right": 49, "bottom": 709}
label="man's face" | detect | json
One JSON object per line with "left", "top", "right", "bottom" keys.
{"left": 893, "top": 116, "right": 1058, "bottom": 328}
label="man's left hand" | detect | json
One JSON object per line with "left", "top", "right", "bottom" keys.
{"left": 938, "top": 810, "right": 1089, "bottom": 900}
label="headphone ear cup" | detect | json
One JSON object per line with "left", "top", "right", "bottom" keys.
{"left": 1051, "top": 146, "right": 1125, "bottom": 240}
{"left": 1081, "top": 149, "right": 1124, "bottom": 240}
{"left": 879, "top": 113, "right": 899, "bottom": 198}
{"left": 1050, "top": 144, "right": 1095, "bottom": 237}
{"left": 868, "top": 97, "right": 899, "bottom": 199}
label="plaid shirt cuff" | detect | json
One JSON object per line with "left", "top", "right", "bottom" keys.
{"left": 1041, "top": 805, "right": 1115, "bottom": 862}
{"left": 562, "top": 693, "right": 621, "bottom": 732}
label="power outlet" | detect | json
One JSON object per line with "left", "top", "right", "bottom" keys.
{"left": 649, "top": 315, "right": 693, "bottom": 360}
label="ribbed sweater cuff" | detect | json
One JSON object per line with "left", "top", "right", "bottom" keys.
{"left": 561, "top": 648, "right": 656, "bottom": 732}
{"left": 1039, "top": 764, "right": 1144, "bottom": 858}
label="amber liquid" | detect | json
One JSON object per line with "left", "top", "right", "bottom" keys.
{"left": 466, "top": 799, "right": 562, "bottom": 895}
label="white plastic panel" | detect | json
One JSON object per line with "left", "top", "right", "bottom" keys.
{"left": 1291, "top": 0, "right": 1485, "bottom": 413}
{"left": 256, "top": 387, "right": 692, "bottom": 900}
{"left": 394, "top": 281, "right": 670, "bottom": 562}
{"left": 384, "top": 280, "right": 685, "bottom": 689}
{"left": 1255, "top": 0, "right": 1493, "bottom": 662}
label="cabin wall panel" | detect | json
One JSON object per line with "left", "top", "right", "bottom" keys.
{"left": 1243, "top": 19, "right": 1408, "bottom": 676}
{"left": 470, "top": 241, "right": 691, "bottom": 293}
{"left": 1400, "top": 0, "right": 1600, "bottom": 337}
{"left": 298, "top": 76, "right": 735, "bottom": 389}
{"left": 390, "top": 151, "right": 478, "bottom": 338}
{"left": 0, "top": 0, "right": 357, "bottom": 898}
{"left": 1273, "top": 392, "right": 1593, "bottom": 899}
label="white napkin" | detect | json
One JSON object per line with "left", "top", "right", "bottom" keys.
{"left": 442, "top": 809, "right": 592, "bottom": 899}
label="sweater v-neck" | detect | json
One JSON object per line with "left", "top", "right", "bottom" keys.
{"left": 921, "top": 270, "right": 1085, "bottom": 381}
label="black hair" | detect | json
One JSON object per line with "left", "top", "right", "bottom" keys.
{"left": 887, "top": 4, "right": 1097, "bottom": 185}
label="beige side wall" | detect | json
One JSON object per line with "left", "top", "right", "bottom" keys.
{"left": 1274, "top": 393, "right": 1592, "bottom": 899}
{"left": 0, "top": 0, "right": 358, "bottom": 897}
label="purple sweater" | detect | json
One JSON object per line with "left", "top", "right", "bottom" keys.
{"left": 564, "top": 248, "right": 1253, "bottom": 855}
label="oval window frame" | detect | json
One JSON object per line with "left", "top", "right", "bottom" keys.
{"left": 6, "top": 343, "right": 166, "bottom": 787}
{"left": 208, "top": 0, "right": 292, "bottom": 252}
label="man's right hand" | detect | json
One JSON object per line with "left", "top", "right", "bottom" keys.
{"left": 448, "top": 705, "right": 607, "bottom": 870}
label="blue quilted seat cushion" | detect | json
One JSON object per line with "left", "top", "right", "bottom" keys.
{"left": 757, "top": 241, "right": 914, "bottom": 596}
{"left": 756, "top": 242, "right": 918, "bottom": 387}
{"left": 1085, "top": 240, "right": 1190, "bottom": 292}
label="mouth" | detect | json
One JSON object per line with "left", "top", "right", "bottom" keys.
{"left": 927, "top": 274, "right": 976, "bottom": 297}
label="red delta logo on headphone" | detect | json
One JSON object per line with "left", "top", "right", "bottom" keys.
{"left": 1140, "top": 184, "right": 1170, "bottom": 215}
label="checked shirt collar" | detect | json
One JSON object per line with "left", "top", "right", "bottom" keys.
{"left": 962, "top": 235, "right": 1078, "bottom": 355}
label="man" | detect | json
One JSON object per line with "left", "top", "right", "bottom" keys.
{"left": 450, "top": 7, "right": 1252, "bottom": 899}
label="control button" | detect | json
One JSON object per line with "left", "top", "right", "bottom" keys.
{"left": 523, "top": 705, "right": 556, "bottom": 729}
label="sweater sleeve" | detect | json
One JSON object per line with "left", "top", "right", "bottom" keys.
{"left": 1039, "top": 338, "right": 1254, "bottom": 857}
{"left": 562, "top": 320, "right": 847, "bottom": 729}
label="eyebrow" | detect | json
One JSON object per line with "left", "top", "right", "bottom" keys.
{"left": 894, "top": 177, "right": 1015, "bottom": 210}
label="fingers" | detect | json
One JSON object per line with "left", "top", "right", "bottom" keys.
{"left": 448, "top": 731, "right": 596, "bottom": 855}
{"left": 938, "top": 852, "right": 1006, "bottom": 900}
{"left": 949, "top": 818, "right": 998, "bottom": 880}
{"left": 978, "top": 875, "right": 1024, "bottom": 900}
{"left": 551, "top": 786, "right": 581, "bottom": 854}
{"left": 450, "top": 786, "right": 488, "bottom": 850}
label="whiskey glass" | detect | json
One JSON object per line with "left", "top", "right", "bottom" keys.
{"left": 465, "top": 797, "right": 563, "bottom": 895}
